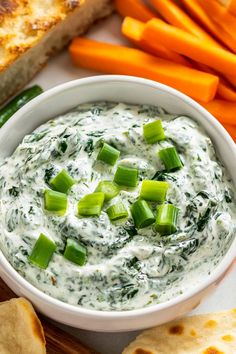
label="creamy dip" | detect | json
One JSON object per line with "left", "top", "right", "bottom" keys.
{"left": 0, "top": 102, "right": 235, "bottom": 311}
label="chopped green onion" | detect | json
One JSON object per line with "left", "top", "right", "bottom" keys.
{"left": 50, "top": 169, "right": 75, "bottom": 193}
{"left": 131, "top": 199, "right": 155, "bottom": 229}
{"left": 28, "top": 233, "right": 56, "bottom": 269}
{"left": 97, "top": 143, "right": 120, "bottom": 166}
{"left": 95, "top": 181, "right": 119, "bottom": 201}
{"left": 44, "top": 189, "right": 67, "bottom": 215}
{"left": 155, "top": 204, "right": 179, "bottom": 235}
{"left": 64, "top": 238, "right": 87, "bottom": 266}
{"left": 106, "top": 202, "right": 128, "bottom": 221}
{"left": 140, "top": 180, "right": 169, "bottom": 203}
{"left": 143, "top": 120, "right": 165, "bottom": 144}
{"left": 114, "top": 165, "right": 138, "bottom": 187}
{"left": 159, "top": 147, "right": 183, "bottom": 172}
{"left": 78, "top": 192, "right": 104, "bottom": 216}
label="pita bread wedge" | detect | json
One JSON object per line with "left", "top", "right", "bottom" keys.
{"left": 123, "top": 309, "right": 236, "bottom": 354}
{"left": 0, "top": 297, "right": 46, "bottom": 354}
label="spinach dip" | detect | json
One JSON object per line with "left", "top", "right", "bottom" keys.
{"left": 0, "top": 102, "right": 235, "bottom": 311}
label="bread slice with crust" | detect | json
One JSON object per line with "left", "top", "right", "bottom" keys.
{"left": 0, "top": 0, "right": 113, "bottom": 105}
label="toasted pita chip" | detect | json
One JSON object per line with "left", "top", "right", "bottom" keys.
{"left": 0, "top": 297, "right": 46, "bottom": 354}
{"left": 123, "top": 309, "right": 236, "bottom": 354}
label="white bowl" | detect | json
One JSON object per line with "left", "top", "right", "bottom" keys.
{"left": 0, "top": 76, "right": 235, "bottom": 332}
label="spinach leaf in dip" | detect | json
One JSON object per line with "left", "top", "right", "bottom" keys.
{"left": 0, "top": 102, "right": 235, "bottom": 311}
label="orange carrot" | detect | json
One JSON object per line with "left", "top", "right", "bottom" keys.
{"left": 224, "top": 75, "right": 236, "bottom": 90}
{"left": 123, "top": 17, "right": 236, "bottom": 101}
{"left": 69, "top": 37, "right": 218, "bottom": 102}
{"left": 182, "top": 0, "right": 236, "bottom": 89}
{"left": 121, "top": 17, "right": 144, "bottom": 46}
{"left": 150, "top": 0, "right": 219, "bottom": 46}
{"left": 123, "top": 16, "right": 236, "bottom": 102}
{"left": 194, "top": 63, "right": 236, "bottom": 102}
{"left": 122, "top": 17, "right": 191, "bottom": 66}
{"left": 228, "top": 0, "right": 236, "bottom": 16}
{"left": 182, "top": 0, "right": 236, "bottom": 53}
{"left": 147, "top": 3, "right": 236, "bottom": 101}
{"left": 217, "top": 78, "right": 236, "bottom": 102}
{"left": 114, "top": 0, "right": 156, "bottom": 22}
{"left": 142, "top": 19, "right": 236, "bottom": 75}
{"left": 223, "top": 124, "right": 236, "bottom": 141}
{"left": 197, "top": 0, "right": 236, "bottom": 39}
{"left": 200, "top": 99, "right": 236, "bottom": 125}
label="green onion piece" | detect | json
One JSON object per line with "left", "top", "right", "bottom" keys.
{"left": 95, "top": 181, "right": 119, "bottom": 201}
{"left": 0, "top": 85, "right": 43, "bottom": 128}
{"left": 28, "top": 233, "right": 56, "bottom": 269}
{"left": 155, "top": 204, "right": 179, "bottom": 236}
{"left": 140, "top": 180, "right": 169, "bottom": 203}
{"left": 78, "top": 192, "right": 105, "bottom": 216}
{"left": 106, "top": 202, "right": 128, "bottom": 221}
{"left": 131, "top": 199, "right": 155, "bottom": 229}
{"left": 44, "top": 189, "right": 67, "bottom": 215}
{"left": 97, "top": 143, "right": 120, "bottom": 166}
{"left": 114, "top": 165, "right": 138, "bottom": 187}
{"left": 143, "top": 120, "right": 165, "bottom": 144}
{"left": 159, "top": 147, "right": 183, "bottom": 172}
{"left": 50, "top": 169, "right": 75, "bottom": 193}
{"left": 64, "top": 238, "right": 87, "bottom": 266}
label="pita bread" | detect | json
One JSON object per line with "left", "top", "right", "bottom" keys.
{"left": 0, "top": 297, "right": 46, "bottom": 354}
{"left": 123, "top": 309, "right": 236, "bottom": 354}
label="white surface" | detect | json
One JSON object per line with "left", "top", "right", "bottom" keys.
{"left": 17, "top": 13, "right": 236, "bottom": 353}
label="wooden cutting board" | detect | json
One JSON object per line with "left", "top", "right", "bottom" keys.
{"left": 0, "top": 277, "right": 99, "bottom": 354}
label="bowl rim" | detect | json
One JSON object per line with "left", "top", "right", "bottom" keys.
{"left": 0, "top": 75, "right": 236, "bottom": 318}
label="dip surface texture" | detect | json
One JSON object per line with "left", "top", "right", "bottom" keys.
{"left": 0, "top": 102, "right": 235, "bottom": 311}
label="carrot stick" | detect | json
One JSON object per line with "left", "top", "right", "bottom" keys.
{"left": 123, "top": 16, "right": 236, "bottom": 102}
{"left": 224, "top": 75, "right": 236, "bottom": 90}
{"left": 197, "top": 0, "right": 236, "bottom": 39}
{"left": 142, "top": 19, "right": 236, "bottom": 75}
{"left": 216, "top": 78, "right": 236, "bottom": 102}
{"left": 147, "top": 3, "right": 236, "bottom": 101}
{"left": 228, "top": 0, "right": 236, "bottom": 16}
{"left": 122, "top": 17, "right": 236, "bottom": 101}
{"left": 69, "top": 37, "right": 218, "bottom": 103}
{"left": 191, "top": 62, "right": 236, "bottom": 102}
{"left": 182, "top": 0, "right": 236, "bottom": 88}
{"left": 121, "top": 17, "right": 144, "bottom": 45}
{"left": 150, "top": 0, "right": 219, "bottom": 46}
{"left": 122, "top": 17, "right": 191, "bottom": 66}
{"left": 223, "top": 124, "right": 236, "bottom": 141}
{"left": 200, "top": 99, "right": 236, "bottom": 125}
{"left": 182, "top": 0, "right": 236, "bottom": 53}
{"left": 114, "top": 0, "right": 157, "bottom": 22}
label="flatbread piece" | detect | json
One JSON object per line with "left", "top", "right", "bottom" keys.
{"left": 0, "top": 297, "right": 46, "bottom": 354}
{"left": 123, "top": 309, "right": 236, "bottom": 354}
